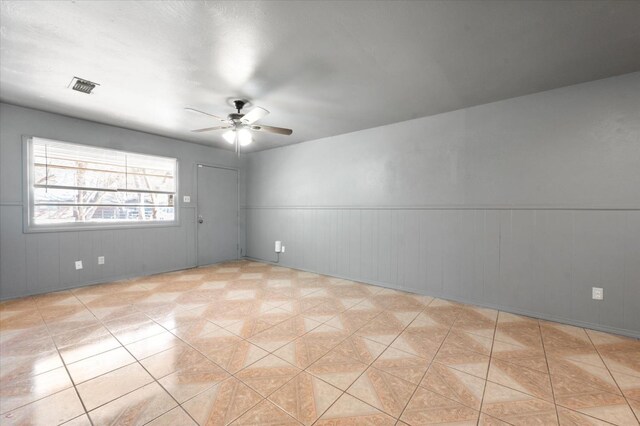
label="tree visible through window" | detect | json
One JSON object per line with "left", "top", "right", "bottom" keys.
{"left": 28, "top": 138, "right": 177, "bottom": 227}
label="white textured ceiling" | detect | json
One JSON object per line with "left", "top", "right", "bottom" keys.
{"left": 1, "top": 1, "right": 639, "bottom": 152}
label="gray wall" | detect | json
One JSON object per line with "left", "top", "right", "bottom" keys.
{"left": 0, "top": 103, "right": 244, "bottom": 299}
{"left": 245, "top": 73, "right": 640, "bottom": 337}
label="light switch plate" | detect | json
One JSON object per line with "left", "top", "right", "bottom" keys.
{"left": 75, "top": 260, "right": 83, "bottom": 270}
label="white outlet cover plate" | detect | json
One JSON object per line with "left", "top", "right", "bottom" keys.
{"left": 98, "top": 256, "right": 105, "bottom": 265}
{"left": 592, "top": 287, "right": 604, "bottom": 300}
{"left": 183, "top": 195, "right": 190, "bottom": 203}
{"left": 75, "top": 260, "right": 83, "bottom": 270}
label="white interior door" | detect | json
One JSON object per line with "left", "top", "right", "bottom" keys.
{"left": 196, "top": 165, "right": 238, "bottom": 266}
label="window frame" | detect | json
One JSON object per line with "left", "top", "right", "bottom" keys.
{"left": 23, "top": 136, "right": 180, "bottom": 233}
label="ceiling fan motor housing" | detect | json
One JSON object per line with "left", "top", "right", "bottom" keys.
{"left": 233, "top": 99, "right": 247, "bottom": 113}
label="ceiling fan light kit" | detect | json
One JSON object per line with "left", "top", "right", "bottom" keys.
{"left": 187, "top": 99, "right": 293, "bottom": 150}
{"left": 222, "top": 130, "right": 236, "bottom": 144}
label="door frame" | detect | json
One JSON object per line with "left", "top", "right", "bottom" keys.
{"left": 195, "top": 163, "right": 240, "bottom": 266}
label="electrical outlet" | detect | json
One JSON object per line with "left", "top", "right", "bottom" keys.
{"left": 98, "top": 256, "right": 105, "bottom": 265}
{"left": 75, "top": 260, "right": 83, "bottom": 270}
{"left": 275, "top": 241, "right": 282, "bottom": 253}
{"left": 281, "top": 245, "right": 285, "bottom": 253}
{"left": 592, "top": 287, "right": 604, "bottom": 300}
{"left": 183, "top": 195, "right": 190, "bottom": 203}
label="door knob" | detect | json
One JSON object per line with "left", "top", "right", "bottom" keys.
{"left": 198, "top": 215, "right": 204, "bottom": 224}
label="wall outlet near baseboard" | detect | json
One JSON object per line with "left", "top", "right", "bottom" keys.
{"left": 75, "top": 260, "right": 83, "bottom": 270}
{"left": 592, "top": 287, "right": 604, "bottom": 300}
{"left": 275, "top": 241, "right": 282, "bottom": 253}
{"left": 98, "top": 256, "right": 105, "bottom": 265}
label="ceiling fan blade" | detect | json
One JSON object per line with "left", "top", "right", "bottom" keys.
{"left": 251, "top": 124, "right": 293, "bottom": 135}
{"left": 185, "top": 107, "right": 228, "bottom": 123}
{"left": 191, "top": 126, "right": 231, "bottom": 133}
{"left": 241, "top": 106, "right": 269, "bottom": 124}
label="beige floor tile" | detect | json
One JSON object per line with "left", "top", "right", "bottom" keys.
{"left": 346, "top": 366, "right": 417, "bottom": 418}
{"left": 103, "top": 312, "right": 153, "bottom": 334}
{"left": 369, "top": 293, "right": 427, "bottom": 313}
{"left": 628, "top": 398, "right": 640, "bottom": 421}
{"left": 421, "top": 363, "right": 486, "bottom": 411}
{"left": 1, "top": 260, "right": 638, "bottom": 426}
{"left": 182, "top": 377, "right": 263, "bottom": 425}
{"left": 1, "top": 388, "right": 84, "bottom": 425}
{"left": 487, "top": 358, "right": 554, "bottom": 402}
{"left": 550, "top": 373, "right": 637, "bottom": 425}
{"left": 88, "top": 382, "right": 176, "bottom": 425}
{"left": 76, "top": 363, "right": 153, "bottom": 410}
{"left": 0, "top": 350, "right": 63, "bottom": 383}
{"left": 494, "top": 321, "right": 543, "bottom": 349}
{"left": 111, "top": 321, "right": 167, "bottom": 346}
{"left": 248, "top": 316, "right": 322, "bottom": 352}
{"left": 324, "top": 306, "right": 383, "bottom": 334}
{"left": 372, "top": 347, "right": 430, "bottom": 385}
{"left": 547, "top": 354, "right": 621, "bottom": 395}
{"left": 62, "top": 414, "right": 92, "bottom": 425}
{"left": 455, "top": 305, "right": 497, "bottom": 326}
{"left": 236, "top": 354, "right": 301, "bottom": 397}
{"left": 273, "top": 324, "right": 348, "bottom": 369}
{"left": 207, "top": 340, "right": 269, "bottom": 374}
{"left": 477, "top": 413, "right": 512, "bottom": 425}
{"left": 0, "top": 311, "right": 46, "bottom": 334}
{"left": 0, "top": 367, "right": 73, "bottom": 414}
{"left": 140, "top": 343, "right": 209, "bottom": 379}
{"left": 331, "top": 335, "right": 387, "bottom": 365}
{"left": 314, "top": 393, "right": 395, "bottom": 425}
{"left": 125, "top": 331, "right": 182, "bottom": 360}
{"left": 222, "top": 307, "right": 292, "bottom": 338}
{"left": 481, "top": 381, "right": 558, "bottom": 425}
{"left": 158, "top": 358, "right": 230, "bottom": 403}
{"left": 355, "top": 311, "right": 415, "bottom": 345}
{"left": 67, "top": 346, "right": 136, "bottom": 384}
{"left": 540, "top": 322, "right": 594, "bottom": 350}
{"left": 306, "top": 349, "right": 368, "bottom": 391}
{"left": 598, "top": 344, "right": 640, "bottom": 378}
{"left": 186, "top": 326, "right": 243, "bottom": 356}
{"left": 490, "top": 339, "right": 548, "bottom": 373}
{"left": 229, "top": 399, "right": 300, "bottom": 425}
{"left": 443, "top": 329, "right": 494, "bottom": 356}
{"left": 0, "top": 334, "right": 57, "bottom": 358}
{"left": 401, "top": 387, "right": 480, "bottom": 425}
{"left": 58, "top": 333, "right": 122, "bottom": 365}
{"left": 389, "top": 327, "right": 445, "bottom": 359}
{"left": 153, "top": 305, "right": 211, "bottom": 330}
{"left": 434, "top": 345, "right": 491, "bottom": 379}
{"left": 268, "top": 371, "right": 342, "bottom": 425}
{"left": 609, "top": 369, "right": 640, "bottom": 402}
{"left": 171, "top": 319, "right": 223, "bottom": 341}
{"left": 51, "top": 323, "right": 111, "bottom": 348}
{"left": 556, "top": 406, "right": 613, "bottom": 425}
{"left": 146, "top": 407, "right": 197, "bottom": 425}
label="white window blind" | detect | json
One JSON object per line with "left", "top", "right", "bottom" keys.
{"left": 28, "top": 137, "right": 177, "bottom": 227}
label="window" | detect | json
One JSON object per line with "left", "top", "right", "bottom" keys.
{"left": 25, "top": 137, "right": 177, "bottom": 230}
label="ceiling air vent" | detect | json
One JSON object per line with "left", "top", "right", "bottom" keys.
{"left": 68, "top": 77, "right": 99, "bottom": 94}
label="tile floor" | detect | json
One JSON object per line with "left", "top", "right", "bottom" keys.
{"left": 1, "top": 260, "right": 639, "bottom": 425}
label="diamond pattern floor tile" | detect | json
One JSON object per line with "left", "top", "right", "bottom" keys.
{"left": 1, "top": 260, "right": 637, "bottom": 425}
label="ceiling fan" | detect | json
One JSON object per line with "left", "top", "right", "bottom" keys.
{"left": 186, "top": 100, "right": 293, "bottom": 147}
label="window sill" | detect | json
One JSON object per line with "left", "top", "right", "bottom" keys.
{"left": 23, "top": 220, "right": 181, "bottom": 233}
